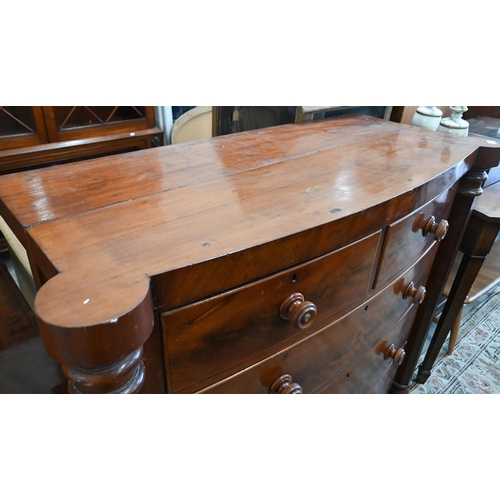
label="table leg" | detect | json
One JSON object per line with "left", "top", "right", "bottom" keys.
{"left": 416, "top": 218, "right": 499, "bottom": 383}
{"left": 448, "top": 303, "right": 464, "bottom": 355}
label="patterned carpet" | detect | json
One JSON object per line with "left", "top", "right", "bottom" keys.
{"left": 410, "top": 287, "right": 500, "bottom": 394}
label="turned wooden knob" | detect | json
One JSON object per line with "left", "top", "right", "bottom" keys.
{"left": 403, "top": 282, "right": 426, "bottom": 304}
{"left": 269, "top": 374, "right": 303, "bottom": 394}
{"left": 421, "top": 215, "right": 449, "bottom": 241}
{"left": 385, "top": 344, "right": 406, "bottom": 366}
{"left": 279, "top": 292, "right": 317, "bottom": 330}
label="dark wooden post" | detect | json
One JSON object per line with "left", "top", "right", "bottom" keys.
{"left": 416, "top": 191, "right": 500, "bottom": 383}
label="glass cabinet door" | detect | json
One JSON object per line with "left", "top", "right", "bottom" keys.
{"left": 42, "top": 106, "right": 155, "bottom": 142}
{"left": 0, "top": 107, "right": 48, "bottom": 151}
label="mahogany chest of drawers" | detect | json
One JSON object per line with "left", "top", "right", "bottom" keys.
{"left": 0, "top": 114, "right": 498, "bottom": 394}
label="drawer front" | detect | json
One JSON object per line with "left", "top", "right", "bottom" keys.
{"left": 368, "top": 364, "right": 398, "bottom": 394}
{"left": 319, "top": 305, "right": 416, "bottom": 394}
{"left": 162, "top": 231, "right": 380, "bottom": 393}
{"left": 374, "top": 187, "right": 454, "bottom": 288}
{"left": 200, "top": 244, "right": 437, "bottom": 394}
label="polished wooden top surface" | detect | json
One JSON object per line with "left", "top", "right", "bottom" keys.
{"left": 474, "top": 180, "right": 500, "bottom": 222}
{"left": 473, "top": 164, "right": 500, "bottom": 222}
{"left": 0, "top": 115, "right": 496, "bottom": 345}
{"left": 0, "top": 115, "right": 490, "bottom": 230}
{"left": 469, "top": 116, "right": 500, "bottom": 140}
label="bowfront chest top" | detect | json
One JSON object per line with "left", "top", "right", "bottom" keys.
{"left": 1, "top": 115, "right": 498, "bottom": 394}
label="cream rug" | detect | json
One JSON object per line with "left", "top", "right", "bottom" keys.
{"left": 410, "top": 288, "right": 500, "bottom": 394}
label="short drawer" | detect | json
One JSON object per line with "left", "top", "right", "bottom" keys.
{"left": 200, "top": 244, "right": 437, "bottom": 394}
{"left": 162, "top": 231, "right": 380, "bottom": 393}
{"left": 374, "top": 187, "right": 454, "bottom": 288}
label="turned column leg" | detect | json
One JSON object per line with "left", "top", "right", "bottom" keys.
{"left": 35, "top": 273, "right": 155, "bottom": 395}
{"left": 62, "top": 347, "right": 146, "bottom": 394}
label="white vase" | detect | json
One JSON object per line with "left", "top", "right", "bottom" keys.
{"left": 437, "top": 106, "right": 469, "bottom": 137}
{"left": 411, "top": 106, "right": 443, "bottom": 131}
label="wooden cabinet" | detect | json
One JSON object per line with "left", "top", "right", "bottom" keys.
{"left": 200, "top": 244, "right": 438, "bottom": 394}
{"left": 161, "top": 231, "right": 381, "bottom": 393}
{"left": 40, "top": 106, "right": 157, "bottom": 143}
{"left": 0, "top": 106, "right": 163, "bottom": 174}
{"left": 0, "top": 107, "right": 48, "bottom": 150}
{"left": 0, "top": 114, "right": 498, "bottom": 394}
{"left": 163, "top": 191, "right": 446, "bottom": 394}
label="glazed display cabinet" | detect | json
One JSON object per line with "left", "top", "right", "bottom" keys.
{"left": 0, "top": 106, "right": 163, "bottom": 174}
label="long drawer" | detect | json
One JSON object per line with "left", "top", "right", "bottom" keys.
{"left": 161, "top": 231, "right": 381, "bottom": 393}
{"left": 318, "top": 305, "right": 416, "bottom": 393}
{"left": 199, "top": 243, "right": 437, "bottom": 394}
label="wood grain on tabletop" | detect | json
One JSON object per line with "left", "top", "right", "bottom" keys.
{"left": 0, "top": 115, "right": 398, "bottom": 226}
{"left": 0, "top": 116, "right": 494, "bottom": 353}
{"left": 0, "top": 115, "right": 487, "bottom": 229}
{"left": 474, "top": 181, "right": 500, "bottom": 222}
